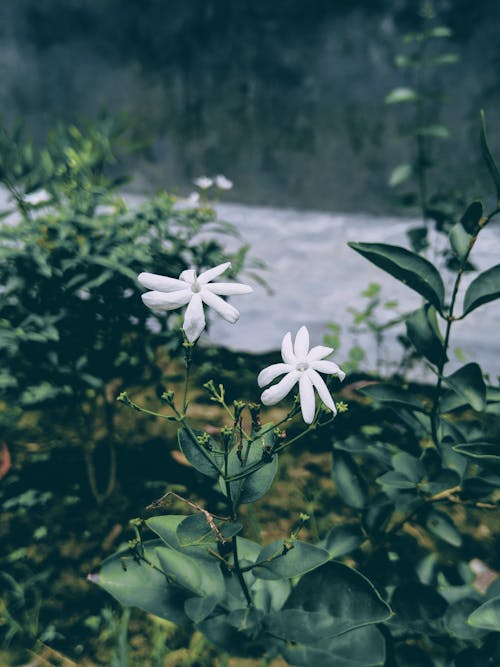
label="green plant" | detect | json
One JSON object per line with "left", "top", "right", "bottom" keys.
{"left": 0, "top": 117, "right": 255, "bottom": 503}
{"left": 89, "top": 115, "right": 500, "bottom": 665}
{"left": 386, "top": 0, "right": 461, "bottom": 254}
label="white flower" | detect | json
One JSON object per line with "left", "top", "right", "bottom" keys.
{"left": 215, "top": 174, "right": 233, "bottom": 190}
{"left": 258, "top": 326, "right": 345, "bottom": 424}
{"left": 186, "top": 191, "right": 200, "bottom": 205}
{"left": 193, "top": 176, "right": 213, "bottom": 190}
{"left": 138, "top": 262, "right": 252, "bottom": 342}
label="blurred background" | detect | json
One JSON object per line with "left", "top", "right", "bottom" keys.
{"left": 1, "top": 0, "right": 499, "bottom": 211}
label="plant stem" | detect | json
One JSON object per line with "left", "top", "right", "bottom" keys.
{"left": 430, "top": 206, "right": 500, "bottom": 447}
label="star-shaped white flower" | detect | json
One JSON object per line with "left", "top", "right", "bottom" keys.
{"left": 138, "top": 262, "right": 252, "bottom": 343}
{"left": 258, "top": 326, "right": 345, "bottom": 424}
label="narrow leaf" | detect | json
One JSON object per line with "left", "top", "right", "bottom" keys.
{"left": 460, "top": 201, "right": 483, "bottom": 234}
{"left": 406, "top": 305, "right": 444, "bottom": 365}
{"left": 385, "top": 87, "right": 418, "bottom": 104}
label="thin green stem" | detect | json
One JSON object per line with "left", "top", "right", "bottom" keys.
{"left": 430, "top": 206, "right": 500, "bottom": 446}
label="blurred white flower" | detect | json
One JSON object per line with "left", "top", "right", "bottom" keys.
{"left": 186, "top": 191, "right": 201, "bottom": 205}
{"left": 138, "top": 262, "right": 252, "bottom": 342}
{"left": 23, "top": 189, "right": 51, "bottom": 206}
{"left": 215, "top": 174, "right": 233, "bottom": 190}
{"left": 193, "top": 176, "right": 213, "bottom": 190}
{"left": 258, "top": 326, "right": 345, "bottom": 424}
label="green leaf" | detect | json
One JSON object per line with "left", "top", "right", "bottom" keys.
{"left": 89, "top": 540, "right": 190, "bottom": 624}
{"left": 252, "top": 540, "right": 330, "bottom": 580}
{"left": 280, "top": 625, "right": 386, "bottom": 667}
{"left": 155, "top": 547, "right": 203, "bottom": 594}
{"left": 415, "top": 125, "right": 450, "bottom": 139}
{"left": 332, "top": 451, "right": 367, "bottom": 509}
{"left": 425, "top": 509, "right": 462, "bottom": 547}
{"left": 385, "top": 87, "right": 418, "bottom": 104}
{"left": 406, "top": 305, "right": 444, "bottom": 365}
{"left": 178, "top": 428, "right": 223, "bottom": 479}
{"left": 348, "top": 242, "right": 445, "bottom": 311}
{"left": 184, "top": 594, "right": 219, "bottom": 623}
{"left": 377, "top": 471, "right": 417, "bottom": 489}
{"left": 223, "top": 428, "right": 278, "bottom": 505}
{"left": 449, "top": 223, "right": 472, "bottom": 262}
{"left": 389, "top": 163, "right": 412, "bottom": 187}
{"left": 444, "top": 363, "right": 486, "bottom": 411}
{"left": 324, "top": 525, "right": 365, "bottom": 558}
{"left": 392, "top": 452, "right": 425, "bottom": 483}
{"left": 430, "top": 53, "right": 459, "bottom": 65}
{"left": 480, "top": 110, "right": 500, "bottom": 203}
{"left": 461, "top": 201, "right": 483, "bottom": 234}
{"left": 264, "top": 562, "right": 391, "bottom": 644}
{"left": 176, "top": 513, "right": 242, "bottom": 547}
{"left": 445, "top": 598, "right": 488, "bottom": 640}
{"left": 468, "top": 596, "right": 500, "bottom": 631}
{"left": 453, "top": 442, "right": 500, "bottom": 461}
{"left": 390, "top": 583, "right": 447, "bottom": 632}
{"left": 359, "top": 383, "right": 427, "bottom": 412}
{"left": 462, "top": 264, "right": 500, "bottom": 317}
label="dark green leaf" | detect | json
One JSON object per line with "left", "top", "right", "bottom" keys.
{"left": 324, "top": 525, "right": 364, "bottom": 558}
{"left": 280, "top": 625, "right": 386, "bottom": 667}
{"left": 444, "top": 363, "right": 486, "bottom": 412}
{"left": 463, "top": 264, "right": 500, "bottom": 317}
{"left": 348, "top": 242, "right": 445, "bottom": 311}
{"left": 176, "top": 513, "right": 242, "bottom": 547}
{"left": 390, "top": 583, "right": 447, "bottom": 632}
{"left": 332, "top": 451, "right": 367, "bottom": 509}
{"left": 359, "top": 383, "right": 427, "bottom": 412}
{"left": 461, "top": 201, "right": 483, "bottom": 234}
{"left": 376, "top": 471, "right": 417, "bottom": 489}
{"left": 480, "top": 110, "right": 500, "bottom": 202}
{"left": 449, "top": 222, "right": 472, "bottom": 262}
{"left": 184, "top": 594, "right": 218, "bottom": 623}
{"left": 89, "top": 541, "right": 190, "bottom": 624}
{"left": 406, "top": 305, "right": 444, "bottom": 365}
{"left": 223, "top": 429, "right": 278, "bottom": 505}
{"left": 178, "top": 428, "right": 223, "bottom": 478}
{"left": 425, "top": 509, "right": 462, "bottom": 547}
{"left": 453, "top": 442, "right": 500, "bottom": 461}
{"left": 445, "top": 598, "right": 487, "bottom": 640}
{"left": 253, "top": 540, "right": 330, "bottom": 580}
{"left": 415, "top": 125, "right": 450, "bottom": 138}
{"left": 265, "top": 562, "right": 391, "bottom": 643}
{"left": 392, "top": 452, "right": 425, "bottom": 483}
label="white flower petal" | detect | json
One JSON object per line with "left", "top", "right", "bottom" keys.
{"left": 258, "top": 363, "right": 294, "bottom": 388}
{"left": 198, "top": 262, "right": 232, "bottom": 284}
{"left": 141, "top": 289, "right": 192, "bottom": 311}
{"left": 183, "top": 294, "right": 206, "bottom": 342}
{"left": 306, "top": 368, "right": 337, "bottom": 414}
{"left": 299, "top": 374, "right": 316, "bottom": 424}
{"left": 180, "top": 269, "right": 196, "bottom": 284}
{"left": 261, "top": 370, "right": 300, "bottom": 406}
{"left": 215, "top": 174, "right": 233, "bottom": 190}
{"left": 138, "top": 272, "right": 188, "bottom": 293}
{"left": 281, "top": 332, "right": 296, "bottom": 365}
{"left": 194, "top": 176, "right": 213, "bottom": 189}
{"left": 307, "top": 345, "right": 334, "bottom": 362}
{"left": 201, "top": 289, "right": 239, "bottom": 323}
{"left": 310, "top": 360, "right": 346, "bottom": 381}
{"left": 294, "top": 326, "right": 310, "bottom": 360}
{"left": 205, "top": 282, "right": 253, "bottom": 296}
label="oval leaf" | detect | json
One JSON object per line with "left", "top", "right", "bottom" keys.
{"left": 253, "top": 540, "right": 330, "bottom": 580}
{"left": 444, "top": 363, "right": 486, "bottom": 412}
{"left": 468, "top": 596, "right": 500, "bottom": 631}
{"left": 463, "top": 264, "right": 500, "bottom": 317}
{"left": 178, "top": 428, "right": 223, "bottom": 478}
{"left": 265, "top": 561, "right": 391, "bottom": 643}
{"left": 453, "top": 442, "right": 500, "bottom": 461}
{"left": 406, "top": 305, "right": 444, "bottom": 365}
{"left": 385, "top": 87, "right": 418, "bottom": 104}
{"left": 461, "top": 201, "right": 483, "bottom": 234}
{"left": 348, "top": 242, "right": 445, "bottom": 311}
{"left": 332, "top": 451, "right": 367, "bottom": 509}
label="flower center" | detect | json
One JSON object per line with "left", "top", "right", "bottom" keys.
{"left": 296, "top": 361, "right": 309, "bottom": 372}
{"left": 191, "top": 278, "right": 201, "bottom": 293}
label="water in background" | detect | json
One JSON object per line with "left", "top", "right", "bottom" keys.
{"left": 206, "top": 202, "right": 500, "bottom": 379}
